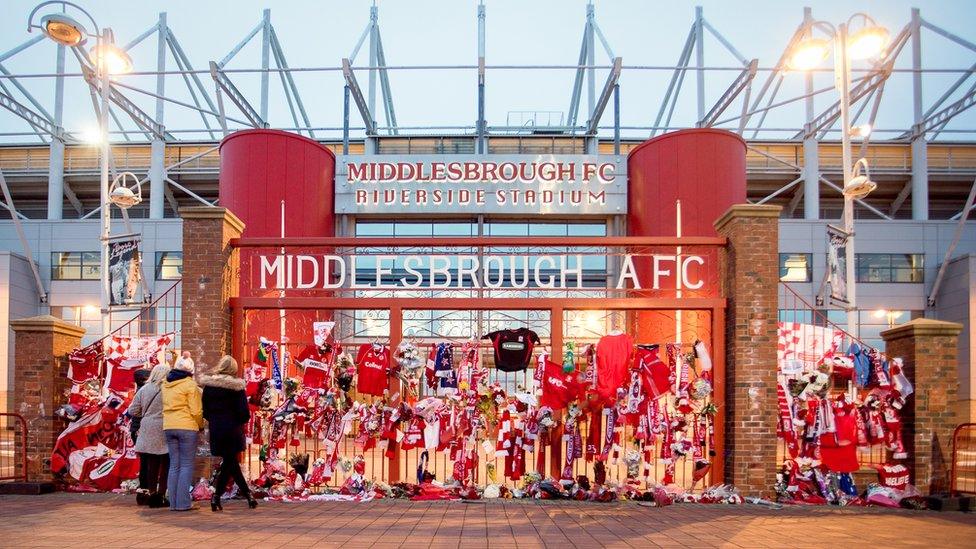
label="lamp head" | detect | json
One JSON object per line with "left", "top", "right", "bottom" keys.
{"left": 39, "top": 13, "right": 87, "bottom": 46}
{"left": 844, "top": 158, "right": 877, "bottom": 200}
{"left": 788, "top": 37, "right": 831, "bottom": 71}
{"left": 847, "top": 23, "right": 889, "bottom": 60}
{"left": 89, "top": 43, "right": 132, "bottom": 75}
{"left": 109, "top": 172, "right": 142, "bottom": 209}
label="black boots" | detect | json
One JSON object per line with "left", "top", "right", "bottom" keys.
{"left": 210, "top": 492, "right": 223, "bottom": 512}
{"left": 246, "top": 493, "right": 258, "bottom": 509}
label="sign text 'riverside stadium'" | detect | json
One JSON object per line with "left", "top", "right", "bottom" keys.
{"left": 334, "top": 155, "right": 627, "bottom": 215}
{"left": 256, "top": 253, "right": 706, "bottom": 291}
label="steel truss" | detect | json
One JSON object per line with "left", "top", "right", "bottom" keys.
{"left": 0, "top": 2, "right": 970, "bottom": 224}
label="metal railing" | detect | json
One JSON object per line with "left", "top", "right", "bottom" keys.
{"left": 0, "top": 413, "right": 27, "bottom": 483}
{"left": 951, "top": 423, "right": 976, "bottom": 496}
{"left": 99, "top": 280, "right": 183, "bottom": 352}
{"left": 776, "top": 283, "right": 888, "bottom": 469}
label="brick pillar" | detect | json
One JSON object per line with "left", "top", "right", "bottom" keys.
{"left": 714, "top": 204, "right": 781, "bottom": 497}
{"left": 10, "top": 315, "right": 85, "bottom": 481}
{"left": 179, "top": 207, "right": 244, "bottom": 372}
{"left": 881, "top": 318, "right": 963, "bottom": 496}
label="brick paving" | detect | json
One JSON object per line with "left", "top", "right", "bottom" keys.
{"left": 1, "top": 493, "right": 975, "bottom": 548}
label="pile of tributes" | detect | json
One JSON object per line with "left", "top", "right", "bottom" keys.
{"left": 239, "top": 323, "right": 731, "bottom": 504}
{"left": 775, "top": 322, "right": 921, "bottom": 508}
{"left": 51, "top": 334, "right": 173, "bottom": 491}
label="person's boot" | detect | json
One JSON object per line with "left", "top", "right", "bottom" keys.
{"left": 210, "top": 492, "right": 223, "bottom": 512}
{"left": 246, "top": 493, "right": 258, "bottom": 509}
{"left": 136, "top": 490, "right": 149, "bottom": 506}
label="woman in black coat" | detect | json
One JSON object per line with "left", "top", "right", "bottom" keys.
{"left": 200, "top": 355, "right": 256, "bottom": 511}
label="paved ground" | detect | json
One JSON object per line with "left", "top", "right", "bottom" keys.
{"left": 0, "top": 493, "right": 975, "bottom": 548}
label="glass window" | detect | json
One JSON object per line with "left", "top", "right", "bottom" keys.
{"left": 856, "top": 253, "right": 924, "bottom": 283}
{"left": 52, "top": 252, "right": 101, "bottom": 280}
{"left": 156, "top": 252, "right": 183, "bottom": 280}
{"left": 779, "top": 253, "right": 812, "bottom": 282}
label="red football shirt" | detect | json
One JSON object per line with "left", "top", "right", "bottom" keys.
{"left": 356, "top": 343, "right": 391, "bottom": 396}
{"left": 538, "top": 359, "right": 580, "bottom": 410}
{"left": 595, "top": 333, "right": 634, "bottom": 402}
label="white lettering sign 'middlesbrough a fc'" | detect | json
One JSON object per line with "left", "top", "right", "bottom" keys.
{"left": 256, "top": 253, "right": 705, "bottom": 291}
{"left": 334, "top": 154, "right": 627, "bottom": 215}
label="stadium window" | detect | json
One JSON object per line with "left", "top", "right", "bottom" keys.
{"left": 156, "top": 252, "right": 183, "bottom": 280}
{"left": 779, "top": 253, "right": 812, "bottom": 282}
{"left": 52, "top": 252, "right": 101, "bottom": 280}
{"left": 856, "top": 253, "right": 924, "bottom": 283}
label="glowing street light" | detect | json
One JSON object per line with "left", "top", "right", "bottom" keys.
{"left": 28, "top": 1, "right": 132, "bottom": 337}
{"left": 788, "top": 12, "right": 889, "bottom": 339}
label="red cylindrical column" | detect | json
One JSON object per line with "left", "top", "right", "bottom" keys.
{"left": 219, "top": 128, "right": 336, "bottom": 238}
{"left": 627, "top": 128, "right": 746, "bottom": 238}
{"left": 627, "top": 128, "right": 746, "bottom": 345}
{"left": 219, "top": 129, "right": 337, "bottom": 369}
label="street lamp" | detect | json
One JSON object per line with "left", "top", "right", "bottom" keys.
{"left": 28, "top": 1, "right": 132, "bottom": 338}
{"left": 789, "top": 13, "right": 887, "bottom": 339}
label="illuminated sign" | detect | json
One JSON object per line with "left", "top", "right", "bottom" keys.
{"left": 335, "top": 154, "right": 626, "bottom": 215}
{"left": 254, "top": 253, "right": 704, "bottom": 291}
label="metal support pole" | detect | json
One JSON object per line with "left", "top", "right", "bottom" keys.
{"left": 99, "top": 29, "right": 113, "bottom": 337}
{"left": 911, "top": 8, "right": 929, "bottom": 220}
{"left": 260, "top": 9, "right": 270, "bottom": 122}
{"left": 802, "top": 136, "right": 819, "bottom": 219}
{"left": 343, "top": 85, "right": 350, "bottom": 155}
{"left": 368, "top": 5, "right": 378, "bottom": 122}
{"left": 585, "top": 2, "right": 595, "bottom": 116}
{"left": 150, "top": 12, "right": 167, "bottom": 220}
{"left": 613, "top": 84, "right": 620, "bottom": 155}
{"left": 477, "top": 1, "right": 486, "bottom": 155}
{"left": 837, "top": 24, "right": 858, "bottom": 338}
{"left": 47, "top": 44, "right": 65, "bottom": 220}
{"left": 802, "top": 8, "right": 819, "bottom": 220}
{"left": 695, "top": 6, "right": 705, "bottom": 121}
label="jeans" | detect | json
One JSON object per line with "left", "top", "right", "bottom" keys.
{"left": 164, "top": 429, "right": 197, "bottom": 511}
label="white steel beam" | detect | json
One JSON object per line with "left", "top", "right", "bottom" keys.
{"left": 911, "top": 8, "right": 928, "bottom": 221}
{"left": 48, "top": 43, "right": 65, "bottom": 220}
{"left": 698, "top": 59, "right": 757, "bottom": 127}
{"left": 209, "top": 61, "right": 267, "bottom": 128}
{"left": 342, "top": 58, "right": 376, "bottom": 135}
{"left": 586, "top": 57, "right": 622, "bottom": 135}
{"left": 889, "top": 179, "right": 913, "bottom": 217}
{"left": 150, "top": 13, "right": 167, "bottom": 220}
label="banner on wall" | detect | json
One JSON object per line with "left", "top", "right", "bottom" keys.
{"left": 107, "top": 233, "right": 142, "bottom": 306}
{"left": 826, "top": 224, "right": 849, "bottom": 306}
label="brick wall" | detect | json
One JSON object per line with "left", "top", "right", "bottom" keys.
{"left": 714, "top": 204, "right": 781, "bottom": 497}
{"left": 10, "top": 316, "right": 84, "bottom": 481}
{"left": 179, "top": 207, "right": 244, "bottom": 373}
{"left": 882, "top": 318, "right": 963, "bottom": 495}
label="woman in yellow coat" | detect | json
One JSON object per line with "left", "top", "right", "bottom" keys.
{"left": 161, "top": 352, "right": 203, "bottom": 511}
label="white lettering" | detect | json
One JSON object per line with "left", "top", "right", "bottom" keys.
{"left": 681, "top": 256, "right": 705, "bottom": 290}
{"left": 296, "top": 255, "right": 319, "bottom": 289}
{"left": 652, "top": 255, "right": 676, "bottom": 290}
{"left": 259, "top": 255, "right": 285, "bottom": 290}
{"left": 616, "top": 254, "right": 641, "bottom": 290}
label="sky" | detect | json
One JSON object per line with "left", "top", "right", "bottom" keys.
{"left": 0, "top": 0, "right": 974, "bottom": 143}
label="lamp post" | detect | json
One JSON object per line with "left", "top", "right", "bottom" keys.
{"left": 789, "top": 13, "right": 888, "bottom": 338}
{"left": 28, "top": 1, "right": 132, "bottom": 338}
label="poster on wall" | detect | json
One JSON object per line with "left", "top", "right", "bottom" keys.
{"left": 107, "top": 234, "right": 142, "bottom": 306}
{"left": 826, "top": 224, "right": 849, "bottom": 306}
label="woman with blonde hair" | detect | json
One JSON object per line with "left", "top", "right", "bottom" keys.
{"left": 128, "top": 363, "right": 171, "bottom": 507}
{"left": 200, "top": 355, "right": 256, "bottom": 511}
{"left": 162, "top": 351, "right": 202, "bottom": 511}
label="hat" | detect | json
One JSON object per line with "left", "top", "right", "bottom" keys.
{"left": 173, "top": 352, "right": 195, "bottom": 374}
{"left": 133, "top": 368, "right": 151, "bottom": 386}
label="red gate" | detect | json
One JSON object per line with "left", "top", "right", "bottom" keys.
{"left": 229, "top": 236, "right": 727, "bottom": 491}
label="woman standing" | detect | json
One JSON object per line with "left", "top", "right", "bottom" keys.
{"left": 161, "top": 352, "right": 202, "bottom": 512}
{"left": 200, "top": 355, "right": 256, "bottom": 511}
{"left": 128, "top": 363, "right": 171, "bottom": 508}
